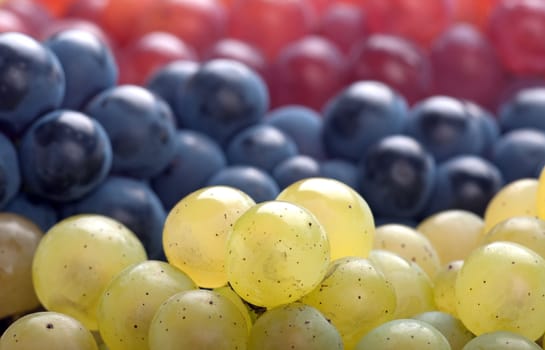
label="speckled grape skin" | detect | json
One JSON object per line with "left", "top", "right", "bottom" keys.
{"left": 433, "top": 260, "right": 464, "bottom": 317}
{"left": 462, "top": 331, "right": 541, "bottom": 350}
{"left": 483, "top": 216, "right": 545, "bottom": 260}
{"left": 412, "top": 311, "right": 475, "bottom": 350}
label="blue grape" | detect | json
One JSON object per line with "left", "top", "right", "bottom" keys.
{"left": 43, "top": 29, "right": 118, "bottom": 110}
{"left": 151, "top": 130, "right": 226, "bottom": 210}
{"left": 464, "top": 101, "right": 500, "bottom": 158}
{"left": 60, "top": 176, "right": 166, "bottom": 260}
{"left": 0, "top": 132, "right": 20, "bottom": 209}
{"left": 206, "top": 165, "right": 279, "bottom": 203}
{"left": 357, "top": 135, "right": 435, "bottom": 218}
{"left": 423, "top": 155, "right": 504, "bottom": 217}
{"left": 405, "top": 96, "right": 484, "bottom": 162}
{"left": 84, "top": 85, "right": 177, "bottom": 179}
{"left": 175, "top": 59, "right": 268, "bottom": 145}
{"left": 318, "top": 158, "right": 358, "bottom": 189}
{"left": 4, "top": 192, "right": 57, "bottom": 232}
{"left": 19, "top": 110, "right": 112, "bottom": 202}
{"left": 265, "top": 105, "right": 326, "bottom": 159}
{"left": 272, "top": 155, "right": 320, "bottom": 189}
{"left": 226, "top": 124, "right": 298, "bottom": 172}
{"left": 492, "top": 128, "right": 545, "bottom": 183}
{"left": 0, "top": 32, "right": 65, "bottom": 136}
{"left": 322, "top": 80, "right": 408, "bottom": 162}
{"left": 499, "top": 87, "right": 545, "bottom": 133}
{"left": 146, "top": 60, "right": 200, "bottom": 114}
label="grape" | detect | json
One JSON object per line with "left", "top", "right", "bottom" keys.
{"left": 248, "top": 303, "right": 343, "bottom": 350}
{"left": 483, "top": 178, "right": 538, "bottom": 234}
{"left": 32, "top": 214, "right": 147, "bottom": 330}
{"left": 206, "top": 166, "right": 280, "bottom": 203}
{"left": 316, "top": 3, "right": 367, "bottom": 56}
{"left": 213, "top": 285, "right": 253, "bottom": 333}
{"left": 5, "top": 192, "right": 58, "bottom": 232}
{"left": 463, "top": 331, "right": 541, "bottom": 350}
{"left": 0, "top": 132, "right": 20, "bottom": 209}
{"left": 272, "top": 155, "right": 321, "bottom": 189}
{"left": 538, "top": 165, "right": 545, "bottom": 219}
{"left": 101, "top": 0, "right": 154, "bottom": 45}
{"left": 416, "top": 210, "right": 485, "bottom": 264}
{"left": 301, "top": 257, "right": 396, "bottom": 349}
{"left": 205, "top": 39, "right": 267, "bottom": 82}
{"left": 319, "top": 159, "right": 359, "bottom": 190}
{"left": 413, "top": 311, "right": 475, "bottom": 350}
{"left": 499, "top": 87, "right": 545, "bottom": 133}
{"left": 455, "top": 241, "right": 545, "bottom": 340}
{"left": 0, "top": 214, "right": 43, "bottom": 319}
{"left": 354, "top": 318, "right": 451, "bottom": 350}
{"left": 433, "top": 260, "right": 464, "bottom": 317}
{"left": 33, "top": 0, "right": 76, "bottom": 17}
{"left": 3, "top": 0, "right": 51, "bottom": 39}
{"left": 148, "top": 289, "right": 248, "bottom": 350}
{"left": 452, "top": 0, "right": 499, "bottom": 30}
{"left": 374, "top": 224, "right": 441, "bottom": 279}
{"left": 483, "top": 216, "right": 545, "bottom": 259}
{"left": 97, "top": 260, "right": 196, "bottom": 350}
{"left": 277, "top": 177, "right": 375, "bottom": 261}
{"left": 0, "top": 311, "right": 98, "bottom": 350}
{"left": 226, "top": 200, "right": 330, "bottom": 308}
{"left": 0, "top": 9, "right": 31, "bottom": 36}
{"left": 369, "top": 250, "right": 436, "bottom": 319}
{"left": 163, "top": 186, "right": 255, "bottom": 288}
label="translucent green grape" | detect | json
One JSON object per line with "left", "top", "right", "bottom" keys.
{"left": 0, "top": 311, "right": 98, "bottom": 350}
{"left": 483, "top": 216, "right": 545, "bottom": 259}
{"left": 163, "top": 186, "right": 255, "bottom": 288}
{"left": 148, "top": 289, "right": 249, "bottom": 350}
{"left": 226, "top": 200, "right": 330, "bottom": 308}
{"left": 97, "top": 260, "right": 197, "bottom": 350}
{"left": 354, "top": 319, "right": 451, "bottom": 350}
{"left": 462, "top": 331, "right": 541, "bottom": 350}
{"left": 413, "top": 311, "right": 474, "bottom": 350}
{"left": 433, "top": 260, "right": 464, "bottom": 317}
{"left": 213, "top": 285, "right": 254, "bottom": 334}
{"left": 300, "top": 257, "right": 396, "bottom": 349}
{"left": 248, "top": 303, "right": 343, "bottom": 350}
{"left": 417, "top": 210, "right": 484, "bottom": 264}
{"left": 32, "top": 215, "right": 147, "bottom": 330}
{"left": 276, "top": 177, "right": 375, "bottom": 260}
{"left": 369, "top": 250, "right": 436, "bottom": 319}
{"left": 455, "top": 241, "right": 545, "bottom": 340}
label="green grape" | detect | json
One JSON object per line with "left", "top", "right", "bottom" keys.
{"left": 369, "top": 250, "right": 436, "bottom": 319}
{"left": 354, "top": 319, "right": 451, "bottom": 350}
{"left": 417, "top": 210, "right": 485, "bottom": 264}
{"left": 536, "top": 166, "right": 545, "bottom": 220}
{"left": 483, "top": 178, "right": 538, "bottom": 235}
{"left": 483, "top": 216, "right": 545, "bottom": 259}
{"left": 300, "top": 257, "right": 396, "bottom": 349}
{"left": 226, "top": 200, "right": 330, "bottom": 308}
{"left": 32, "top": 215, "right": 147, "bottom": 330}
{"left": 413, "top": 311, "right": 475, "bottom": 350}
{"left": 374, "top": 224, "right": 441, "bottom": 279}
{"left": 462, "top": 331, "right": 541, "bottom": 350}
{"left": 455, "top": 241, "right": 545, "bottom": 340}
{"left": 248, "top": 302, "right": 343, "bottom": 350}
{"left": 433, "top": 260, "right": 464, "bottom": 317}
{"left": 97, "top": 260, "right": 197, "bottom": 350}
{"left": 148, "top": 289, "right": 249, "bottom": 350}
{"left": 163, "top": 186, "right": 255, "bottom": 288}
{"left": 0, "top": 213, "right": 43, "bottom": 318}
{"left": 0, "top": 311, "right": 98, "bottom": 350}
{"left": 276, "top": 177, "right": 375, "bottom": 260}
{"left": 213, "top": 285, "right": 253, "bottom": 333}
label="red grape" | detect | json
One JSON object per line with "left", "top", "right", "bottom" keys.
{"left": 101, "top": 0, "right": 155, "bottom": 46}
{"left": 496, "top": 76, "right": 545, "bottom": 111}
{"left": 229, "top": 0, "right": 315, "bottom": 61}
{"left": 205, "top": 38, "right": 267, "bottom": 79}
{"left": 350, "top": 34, "right": 431, "bottom": 104}
{"left": 488, "top": 0, "right": 545, "bottom": 75}
{"left": 452, "top": 0, "right": 500, "bottom": 30}
{"left": 430, "top": 23, "right": 504, "bottom": 109}
{"left": 308, "top": 0, "right": 334, "bottom": 18}
{"left": 40, "top": 19, "right": 111, "bottom": 47}
{"left": 118, "top": 32, "right": 197, "bottom": 85}
{"left": 33, "top": 0, "right": 77, "bottom": 17}
{"left": 65, "top": 0, "right": 107, "bottom": 25}
{"left": 315, "top": 3, "right": 367, "bottom": 56}
{"left": 0, "top": 9, "right": 30, "bottom": 35}
{"left": 3, "top": 0, "right": 51, "bottom": 38}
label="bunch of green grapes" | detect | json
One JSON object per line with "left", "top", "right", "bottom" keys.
{"left": 462, "top": 331, "right": 541, "bottom": 350}
{"left": 163, "top": 186, "right": 255, "bottom": 288}
{"left": 483, "top": 216, "right": 545, "bottom": 259}
{"left": 0, "top": 311, "right": 98, "bottom": 350}
{"left": 433, "top": 260, "right": 464, "bottom": 317}
{"left": 417, "top": 210, "right": 484, "bottom": 264}
{"left": 277, "top": 177, "right": 375, "bottom": 260}
{"left": 368, "top": 250, "right": 436, "bottom": 319}
{"left": 354, "top": 319, "right": 451, "bottom": 350}
{"left": 97, "top": 260, "right": 197, "bottom": 350}
{"left": 0, "top": 213, "right": 43, "bottom": 319}
{"left": 455, "top": 241, "right": 545, "bottom": 340}
{"left": 248, "top": 303, "right": 343, "bottom": 350}
{"left": 226, "top": 200, "right": 330, "bottom": 308}
{"left": 213, "top": 285, "right": 254, "bottom": 333}
{"left": 32, "top": 214, "right": 148, "bottom": 330}
{"left": 412, "top": 311, "right": 475, "bottom": 350}
{"left": 374, "top": 224, "right": 441, "bottom": 279}
{"left": 301, "top": 257, "right": 396, "bottom": 349}
{"left": 483, "top": 178, "right": 538, "bottom": 234}
{"left": 148, "top": 289, "right": 249, "bottom": 350}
